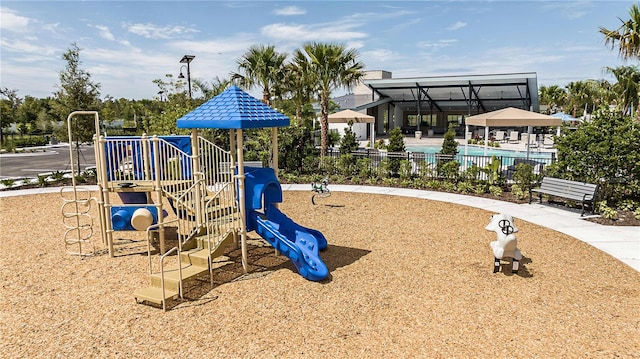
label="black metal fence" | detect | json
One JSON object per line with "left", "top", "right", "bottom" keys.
{"left": 325, "top": 148, "right": 555, "bottom": 181}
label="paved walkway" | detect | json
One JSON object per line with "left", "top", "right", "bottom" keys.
{"left": 2, "top": 184, "right": 638, "bottom": 272}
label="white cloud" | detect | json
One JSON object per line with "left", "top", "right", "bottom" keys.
{"left": 0, "top": 7, "right": 31, "bottom": 32}
{"left": 124, "top": 22, "right": 199, "bottom": 39}
{"left": 447, "top": 21, "right": 467, "bottom": 31}
{"left": 417, "top": 39, "right": 458, "bottom": 50}
{"left": 541, "top": 1, "right": 592, "bottom": 20}
{"left": 261, "top": 22, "right": 367, "bottom": 42}
{"left": 362, "top": 48, "right": 398, "bottom": 62}
{"left": 273, "top": 6, "right": 306, "bottom": 16}
{"left": 0, "top": 37, "right": 57, "bottom": 57}
{"left": 93, "top": 25, "right": 115, "bottom": 41}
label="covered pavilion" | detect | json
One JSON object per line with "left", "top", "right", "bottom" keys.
{"left": 347, "top": 71, "right": 540, "bottom": 138}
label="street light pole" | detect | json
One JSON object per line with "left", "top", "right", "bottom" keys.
{"left": 178, "top": 55, "right": 195, "bottom": 99}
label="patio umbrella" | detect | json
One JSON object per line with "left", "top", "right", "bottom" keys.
{"left": 465, "top": 107, "right": 562, "bottom": 159}
{"left": 550, "top": 112, "right": 581, "bottom": 122}
{"left": 327, "top": 109, "right": 376, "bottom": 147}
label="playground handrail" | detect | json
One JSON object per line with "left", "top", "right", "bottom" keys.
{"left": 203, "top": 180, "right": 238, "bottom": 284}
{"left": 159, "top": 246, "right": 179, "bottom": 312}
{"left": 145, "top": 218, "right": 181, "bottom": 274}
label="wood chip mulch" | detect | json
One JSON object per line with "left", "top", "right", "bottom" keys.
{"left": 1, "top": 190, "right": 638, "bottom": 358}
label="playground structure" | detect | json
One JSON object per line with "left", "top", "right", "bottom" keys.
{"left": 62, "top": 86, "right": 329, "bottom": 310}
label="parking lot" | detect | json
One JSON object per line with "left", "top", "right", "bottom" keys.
{"left": 0, "top": 144, "right": 96, "bottom": 179}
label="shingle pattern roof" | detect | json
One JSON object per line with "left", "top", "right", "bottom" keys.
{"left": 176, "top": 85, "right": 290, "bottom": 129}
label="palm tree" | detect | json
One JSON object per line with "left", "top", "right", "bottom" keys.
{"left": 192, "top": 76, "right": 230, "bottom": 100}
{"left": 599, "top": 4, "right": 640, "bottom": 61}
{"left": 296, "top": 42, "right": 364, "bottom": 155}
{"left": 230, "top": 45, "right": 287, "bottom": 106}
{"left": 539, "top": 85, "right": 568, "bottom": 113}
{"left": 566, "top": 80, "right": 604, "bottom": 119}
{"left": 281, "top": 51, "right": 317, "bottom": 124}
{"left": 605, "top": 65, "right": 640, "bottom": 117}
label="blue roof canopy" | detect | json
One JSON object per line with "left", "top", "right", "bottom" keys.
{"left": 176, "top": 85, "right": 290, "bottom": 129}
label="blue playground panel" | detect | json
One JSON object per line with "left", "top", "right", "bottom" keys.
{"left": 105, "top": 135, "right": 193, "bottom": 180}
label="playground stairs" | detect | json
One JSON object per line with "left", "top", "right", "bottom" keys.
{"left": 133, "top": 229, "right": 235, "bottom": 309}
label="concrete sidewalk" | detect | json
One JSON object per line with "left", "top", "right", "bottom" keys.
{"left": 2, "top": 184, "right": 638, "bottom": 272}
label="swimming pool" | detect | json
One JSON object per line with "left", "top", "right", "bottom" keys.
{"left": 405, "top": 145, "right": 553, "bottom": 159}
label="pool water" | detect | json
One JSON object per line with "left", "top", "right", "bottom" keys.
{"left": 405, "top": 145, "right": 552, "bottom": 159}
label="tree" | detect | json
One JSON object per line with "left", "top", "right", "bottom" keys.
{"left": 192, "top": 76, "right": 230, "bottom": 100}
{"left": 52, "top": 43, "right": 101, "bottom": 144}
{"left": 231, "top": 44, "right": 287, "bottom": 106}
{"left": 0, "top": 88, "right": 22, "bottom": 145}
{"left": 599, "top": 4, "right": 640, "bottom": 61}
{"left": 297, "top": 42, "right": 364, "bottom": 156}
{"left": 386, "top": 127, "right": 405, "bottom": 175}
{"left": 539, "top": 85, "right": 568, "bottom": 113}
{"left": 605, "top": 65, "right": 640, "bottom": 118}
{"left": 439, "top": 123, "right": 459, "bottom": 157}
{"left": 339, "top": 121, "right": 358, "bottom": 155}
{"left": 547, "top": 106, "right": 640, "bottom": 204}
{"left": 565, "top": 79, "right": 606, "bottom": 118}
{"left": 281, "top": 51, "right": 317, "bottom": 124}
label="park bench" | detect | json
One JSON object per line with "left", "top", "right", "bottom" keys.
{"left": 529, "top": 176, "right": 598, "bottom": 216}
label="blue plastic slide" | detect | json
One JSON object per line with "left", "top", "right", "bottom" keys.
{"left": 243, "top": 166, "right": 328, "bottom": 281}
{"left": 252, "top": 205, "right": 328, "bottom": 281}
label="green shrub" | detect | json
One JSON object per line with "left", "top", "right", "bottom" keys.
{"left": 356, "top": 158, "right": 373, "bottom": 180}
{"left": 513, "top": 163, "right": 536, "bottom": 191}
{"left": 510, "top": 184, "right": 527, "bottom": 200}
{"left": 386, "top": 128, "right": 405, "bottom": 175}
{"left": 475, "top": 184, "right": 487, "bottom": 195}
{"left": 489, "top": 185, "right": 502, "bottom": 197}
{"left": 439, "top": 160, "right": 460, "bottom": 180}
{"left": 337, "top": 154, "right": 356, "bottom": 176}
{"left": 548, "top": 106, "right": 640, "bottom": 204}
{"left": 461, "top": 164, "right": 481, "bottom": 183}
{"left": 382, "top": 178, "right": 398, "bottom": 186}
{"left": 1, "top": 179, "right": 16, "bottom": 188}
{"left": 426, "top": 180, "right": 442, "bottom": 190}
{"left": 399, "top": 160, "right": 413, "bottom": 181}
{"left": 37, "top": 175, "right": 49, "bottom": 187}
{"left": 374, "top": 139, "right": 387, "bottom": 150}
{"left": 339, "top": 123, "right": 359, "bottom": 155}
{"left": 457, "top": 181, "right": 473, "bottom": 193}
{"left": 51, "top": 170, "right": 66, "bottom": 181}
{"left": 597, "top": 201, "right": 618, "bottom": 219}
{"left": 442, "top": 181, "right": 457, "bottom": 192}
{"left": 319, "top": 156, "right": 337, "bottom": 175}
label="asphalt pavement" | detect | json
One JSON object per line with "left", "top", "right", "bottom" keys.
{"left": 0, "top": 144, "right": 96, "bottom": 179}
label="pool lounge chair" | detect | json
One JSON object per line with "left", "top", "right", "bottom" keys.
{"left": 543, "top": 135, "right": 554, "bottom": 149}
{"left": 508, "top": 131, "right": 519, "bottom": 143}
{"left": 494, "top": 130, "right": 506, "bottom": 143}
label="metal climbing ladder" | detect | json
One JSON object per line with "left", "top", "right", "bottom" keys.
{"left": 60, "top": 186, "right": 96, "bottom": 256}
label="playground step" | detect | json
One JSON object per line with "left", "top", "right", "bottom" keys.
{"left": 133, "top": 287, "right": 179, "bottom": 305}
{"left": 149, "top": 263, "right": 209, "bottom": 291}
{"left": 197, "top": 230, "right": 235, "bottom": 251}
{"left": 182, "top": 231, "right": 235, "bottom": 267}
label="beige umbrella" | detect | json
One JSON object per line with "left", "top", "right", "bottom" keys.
{"left": 328, "top": 109, "right": 375, "bottom": 123}
{"left": 465, "top": 107, "right": 561, "bottom": 127}
{"left": 328, "top": 109, "right": 375, "bottom": 147}
{"left": 465, "top": 107, "right": 562, "bottom": 158}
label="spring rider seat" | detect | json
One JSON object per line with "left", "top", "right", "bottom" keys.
{"left": 486, "top": 213, "right": 523, "bottom": 273}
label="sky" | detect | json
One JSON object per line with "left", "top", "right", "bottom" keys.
{"left": 1, "top": 1, "right": 637, "bottom": 101}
